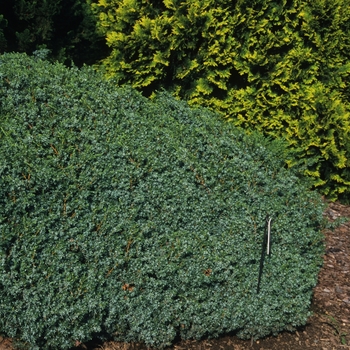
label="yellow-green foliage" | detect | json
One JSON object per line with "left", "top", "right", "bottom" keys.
{"left": 92, "top": 0, "right": 350, "bottom": 201}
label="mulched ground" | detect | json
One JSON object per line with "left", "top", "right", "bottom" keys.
{"left": 1, "top": 200, "right": 349, "bottom": 350}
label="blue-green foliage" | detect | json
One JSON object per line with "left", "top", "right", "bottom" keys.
{"left": 0, "top": 53, "right": 325, "bottom": 349}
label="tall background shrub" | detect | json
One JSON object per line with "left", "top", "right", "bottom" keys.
{"left": 92, "top": 0, "right": 350, "bottom": 201}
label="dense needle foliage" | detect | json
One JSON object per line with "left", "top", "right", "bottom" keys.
{"left": 0, "top": 53, "right": 325, "bottom": 349}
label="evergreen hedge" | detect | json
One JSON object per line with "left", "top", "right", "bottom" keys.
{"left": 0, "top": 53, "right": 325, "bottom": 349}
{"left": 92, "top": 0, "right": 350, "bottom": 201}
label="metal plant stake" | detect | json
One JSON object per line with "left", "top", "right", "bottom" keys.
{"left": 257, "top": 215, "right": 273, "bottom": 294}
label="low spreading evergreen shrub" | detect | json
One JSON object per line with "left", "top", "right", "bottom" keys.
{"left": 0, "top": 53, "right": 325, "bottom": 349}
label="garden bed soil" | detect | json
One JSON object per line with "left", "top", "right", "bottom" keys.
{"left": 1, "top": 200, "right": 349, "bottom": 350}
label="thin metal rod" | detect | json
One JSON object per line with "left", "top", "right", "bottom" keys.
{"left": 257, "top": 215, "right": 272, "bottom": 294}
{"left": 267, "top": 217, "right": 272, "bottom": 255}
{"left": 257, "top": 215, "right": 268, "bottom": 294}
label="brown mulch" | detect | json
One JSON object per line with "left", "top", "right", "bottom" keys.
{"left": 1, "top": 201, "right": 349, "bottom": 350}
